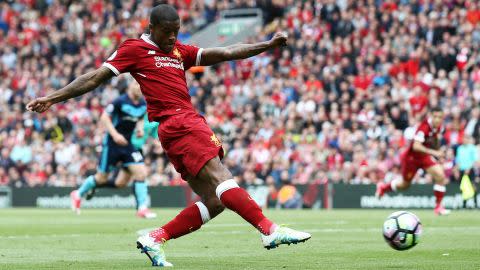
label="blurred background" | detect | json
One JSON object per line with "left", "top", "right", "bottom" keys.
{"left": 0, "top": 0, "right": 479, "bottom": 209}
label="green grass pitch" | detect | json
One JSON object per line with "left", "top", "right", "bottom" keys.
{"left": 1, "top": 208, "right": 479, "bottom": 270}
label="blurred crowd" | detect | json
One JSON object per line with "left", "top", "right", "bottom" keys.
{"left": 1, "top": 0, "right": 479, "bottom": 189}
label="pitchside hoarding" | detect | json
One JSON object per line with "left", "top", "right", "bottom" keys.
{"left": 333, "top": 183, "right": 474, "bottom": 209}
{"left": 3, "top": 183, "right": 474, "bottom": 209}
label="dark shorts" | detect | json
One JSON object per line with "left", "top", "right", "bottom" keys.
{"left": 157, "top": 111, "right": 224, "bottom": 179}
{"left": 401, "top": 150, "right": 438, "bottom": 182}
{"left": 98, "top": 143, "right": 144, "bottom": 173}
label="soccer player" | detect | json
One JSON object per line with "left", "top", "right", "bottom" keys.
{"left": 70, "top": 79, "right": 157, "bottom": 219}
{"left": 27, "top": 4, "right": 310, "bottom": 267}
{"left": 376, "top": 107, "right": 451, "bottom": 215}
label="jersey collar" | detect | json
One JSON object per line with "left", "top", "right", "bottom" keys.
{"left": 141, "top": 34, "right": 159, "bottom": 48}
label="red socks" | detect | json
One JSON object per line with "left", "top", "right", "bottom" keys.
{"left": 150, "top": 202, "right": 211, "bottom": 243}
{"left": 216, "top": 179, "right": 276, "bottom": 235}
{"left": 433, "top": 184, "right": 446, "bottom": 208}
{"left": 150, "top": 179, "right": 277, "bottom": 243}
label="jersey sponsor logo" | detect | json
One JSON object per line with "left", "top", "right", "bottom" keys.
{"left": 210, "top": 134, "right": 222, "bottom": 147}
{"left": 121, "top": 115, "right": 141, "bottom": 122}
{"left": 131, "top": 151, "right": 143, "bottom": 162}
{"left": 153, "top": 55, "right": 184, "bottom": 70}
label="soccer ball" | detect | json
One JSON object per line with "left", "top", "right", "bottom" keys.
{"left": 382, "top": 211, "right": 422, "bottom": 251}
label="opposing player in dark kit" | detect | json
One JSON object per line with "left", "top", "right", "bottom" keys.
{"left": 71, "top": 80, "right": 156, "bottom": 219}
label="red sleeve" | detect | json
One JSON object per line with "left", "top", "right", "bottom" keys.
{"left": 180, "top": 44, "right": 203, "bottom": 70}
{"left": 102, "top": 40, "right": 137, "bottom": 76}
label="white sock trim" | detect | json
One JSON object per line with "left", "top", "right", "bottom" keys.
{"left": 433, "top": 184, "right": 446, "bottom": 192}
{"left": 390, "top": 178, "right": 401, "bottom": 192}
{"left": 195, "top": 201, "right": 211, "bottom": 224}
{"left": 215, "top": 179, "right": 239, "bottom": 199}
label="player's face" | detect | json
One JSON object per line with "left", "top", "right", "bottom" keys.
{"left": 150, "top": 20, "right": 180, "bottom": 53}
{"left": 431, "top": 111, "right": 444, "bottom": 128}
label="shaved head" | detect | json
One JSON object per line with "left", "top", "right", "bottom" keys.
{"left": 150, "top": 4, "right": 179, "bottom": 25}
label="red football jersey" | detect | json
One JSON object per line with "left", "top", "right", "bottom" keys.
{"left": 408, "top": 118, "right": 444, "bottom": 157}
{"left": 103, "top": 34, "right": 203, "bottom": 120}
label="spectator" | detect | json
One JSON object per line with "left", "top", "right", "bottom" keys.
{"left": 0, "top": 0, "right": 479, "bottom": 189}
{"left": 456, "top": 136, "right": 479, "bottom": 180}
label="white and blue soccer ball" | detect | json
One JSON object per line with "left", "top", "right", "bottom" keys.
{"left": 383, "top": 211, "right": 422, "bottom": 251}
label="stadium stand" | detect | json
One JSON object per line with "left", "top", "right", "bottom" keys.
{"left": 0, "top": 0, "right": 479, "bottom": 189}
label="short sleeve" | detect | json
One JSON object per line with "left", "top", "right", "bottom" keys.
{"left": 103, "top": 40, "right": 137, "bottom": 76}
{"left": 182, "top": 44, "right": 203, "bottom": 70}
{"left": 105, "top": 99, "right": 121, "bottom": 116}
{"left": 414, "top": 124, "right": 428, "bottom": 142}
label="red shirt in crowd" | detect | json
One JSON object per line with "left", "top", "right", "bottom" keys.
{"left": 409, "top": 94, "right": 428, "bottom": 116}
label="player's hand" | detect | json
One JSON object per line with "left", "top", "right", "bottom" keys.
{"left": 269, "top": 32, "right": 288, "bottom": 48}
{"left": 136, "top": 128, "right": 144, "bottom": 138}
{"left": 112, "top": 133, "right": 129, "bottom": 146}
{"left": 26, "top": 97, "right": 54, "bottom": 113}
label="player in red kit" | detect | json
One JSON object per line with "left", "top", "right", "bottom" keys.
{"left": 27, "top": 4, "right": 310, "bottom": 267}
{"left": 376, "top": 107, "right": 451, "bottom": 216}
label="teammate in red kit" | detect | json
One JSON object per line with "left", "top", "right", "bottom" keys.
{"left": 376, "top": 107, "right": 451, "bottom": 215}
{"left": 27, "top": 4, "right": 310, "bottom": 267}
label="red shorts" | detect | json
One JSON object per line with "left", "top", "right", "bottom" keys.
{"left": 157, "top": 111, "right": 224, "bottom": 179}
{"left": 400, "top": 150, "right": 438, "bottom": 181}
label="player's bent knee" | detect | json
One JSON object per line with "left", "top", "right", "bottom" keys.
{"left": 95, "top": 173, "right": 108, "bottom": 184}
{"left": 200, "top": 157, "right": 233, "bottom": 186}
{"left": 397, "top": 181, "right": 411, "bottom": 190}
{"left": 130, "top": 168, "right": 147, "bottom": 180}
{"left": 134, "top": 172, "right": 147, "bottom": 181}
{"left": 434, "top": 177, "right": 448, "bottom": 186}
{"left": 115, "top": 181, "right": 128, "bottom": 188}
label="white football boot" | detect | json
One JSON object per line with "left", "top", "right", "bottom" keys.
{"left": 261, "top": 226, "right": 311, "bottom": 250}
{"left": 136, "top": 234, "right": 173, "bottom": 267}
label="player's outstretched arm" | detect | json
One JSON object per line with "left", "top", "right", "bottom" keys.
{"left": 199, "top": 32, "right": 287, "bottom": 66}
{"left": 26, "top": 66, "right": 114, "bottom": 113}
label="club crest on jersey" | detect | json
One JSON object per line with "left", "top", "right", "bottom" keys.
{"left": 172, "top": 48, "right": 183, "bottom": 62}
{"left": 210, "top": 134, "right": 222, "bottom": 147}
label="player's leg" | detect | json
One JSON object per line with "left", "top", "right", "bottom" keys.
{"left": 145, "top": 173, "right": 224, "bottom": 244}
{"left": 376, "top": 155, "right": 415, "bottom": 198}
{"left": 206, "top": 157, "right": 311, "bottom": 248}
{"left": 426, "top": 164, "right": 450, "bottom": 215}
{"left": 125, "top": 163, "right": 157, "bottom": 218}
{"left": 146, "top": 157, "right": 275, "bottom": 238}
{"left": 71, "top": 172, "right": 108, "bottom": 214}
{"left": 137, "top": 173, "right": 217, "bottom": 267}
{"left": 71, "top": 145, "right": 120, "bottom": 213}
